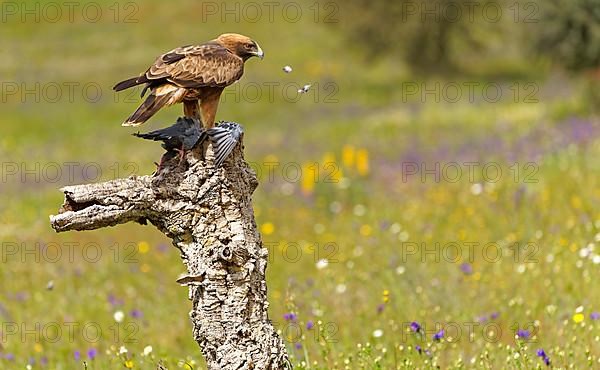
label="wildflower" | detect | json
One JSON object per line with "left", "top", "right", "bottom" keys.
{"left": 87, "top": 348, "right": 97, "bottom": 360}
{"left": 516, "top": 329, "right": 530, "bottom": 339}
{"left": 306, "top": 321, "right": 314, "bottom": 330}
{"left": 119, "top": 346, "right": 128, "bottom": 355}
{"left": 137, "top": 241, "right": 150, "bottom": 254}
{"left": 283, "top": 313, "right": 297, "bottom": 322}
{"left": 410, "top": 321, "right": 421, "bottom": 333}
{"left": 433, "top": 329, "right": 444, "bottom": 341}
{"left": 4, "top": 353, "right": 15, "bottom": 361}
{"left": 260, "top": 222, "right": 275, "bottom": 235}
{"left": 74, "top": 351, "right": 81, "bottom": 361}
{"left": 470, "top": 183, "right": 483, "bottom": 195}
{"left": 130, "top": 309, "right": 143, "bottom": 319}
{"left": 108, "top": 294, "right": 123, "bottom": 307}
{"left": 356, "top": 149, "right": 369, "bottom": 176}
{"left": 537, "top": 349, "right": 551, "bottom": 366}
{"left": 315, "top": 259, "right": 328, "bottom": 270}
{"left": 294, "top": 343, "right": 302, "bottom": 350}
{"left": 377, "top": 303, "right": 385, "bottom": 314}
{"left": 125, "top": 359, "right": 134, "bottom": 368}
{"left": 114, "top": 310, "right": 125, "bottom": 323}
{"left": 573, "top": 312, "right": 584, "bottom": 323}
{"left": 372, "top": 329, "right": 383, "bottom": 338}
{"left": 143, "top": 346, "right": 153, "bottom": 356}
{"left": 490, "top": 312, "right": 500, "bottom": 319}
{"left": 590, "top": 312, "right": 600, "bottom": 320}
{"left": 415, "top": 345, "right": 422, "bottom": 354}
{"left": 460, "top": 263, "right": 473, "bottom": 275}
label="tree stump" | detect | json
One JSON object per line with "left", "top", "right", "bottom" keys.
{"left": 49, "top": 123, "right": 291, "bottom": 370}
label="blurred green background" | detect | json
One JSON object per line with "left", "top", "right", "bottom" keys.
{"left": 1, "top": 0, "right": 600, "bottom": 368}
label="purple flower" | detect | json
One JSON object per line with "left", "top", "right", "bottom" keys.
{"left": 377, "top": 303, "right": 385, "bottom": 314}
{"left": 410, "top": 321, "right": 421, "bottom": 333}
{"left": 460, "top": 263, "right": 473, "bottom": 275}
{"left": 516, "top": 329, "right": 530, "bottom": 339}
{"left": 4, "top": 353, "right": 15, "bottom": 361}
{"left": 415, "top": 345, "right": 422, "bottom": 354}
{"left": 590, "top": 312, "right": 600, "bottom": 320}
{"left": 490, "top": 312, "right": 500, "bottom": 319}
{"left": 40, "top": 356, "right": 48, "bottom": 366}
{"left": 74, "top": 351, "right": 81, "bottom": 361}
{"left": 306, "top": 320, "right": 314, "bottom": 330}
{"left": 294, "top": 343, "right": 302, "bottom": 350}
{"left": 537, "top": 348, "right": 551, "bottom": 366}
{"left": 108, "top": 294, "right": 123, "bottom": 307}
{"left": 433, "top": 329, "right": 444, "bottom": 341}
{"left": 28, "top": 357, "right": 35, "bottom": 365}
{"left": 87, "top": 348, "right": 97, "bottom": 360}
{"left": 283, "top": 313, "right": 297, "bottom": 322}
{"left": 130, "top": 309, "right": 143, "bottom": 319}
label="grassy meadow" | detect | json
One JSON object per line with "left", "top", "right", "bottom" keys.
{"left": 1, "top": 0, "right": 599, "bottom": 369}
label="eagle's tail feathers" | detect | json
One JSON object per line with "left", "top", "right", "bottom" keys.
{"left": 122, "top": 92, "right": 173, "bottom": 127}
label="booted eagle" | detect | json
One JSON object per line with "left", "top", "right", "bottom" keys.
{"left": 113, "top": 33, "right": 264, "bottom": 128}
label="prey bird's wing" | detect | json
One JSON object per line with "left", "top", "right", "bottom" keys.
{"left": 145, "top": 44, "right": 245, "bottom": 88}
{"left": 207, "top": 122, "right": 244, "bottom": 167}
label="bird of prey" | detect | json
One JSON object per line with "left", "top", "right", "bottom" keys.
{"left": 113, "top": 33, "right": 264, "bottom": 128}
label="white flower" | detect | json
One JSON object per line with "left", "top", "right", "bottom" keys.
{"left": 119, "top": 345, "right": 128, "bottom": 354}
{"left": 372, "top": 329, "right": 383, "bottom": 338}
{"left": 283, "top": 65, "right": 292, "bottom": 73}
{"left": 353, "top": 204, "right": 366, "bottom": 216}
{"left": 316, "top": 259, "right": 328, "bottom": 270}
{"left": 336, "top": 284, "right": 347, "bottom": 294}
{"left": 143, "top": 345, "right": 153, "bottom": 356}
{"left": 470, "top": 183, "right": 483, "bottom": 195}
{"left": 114, "top": 310, "right": 124, "bottom": 323}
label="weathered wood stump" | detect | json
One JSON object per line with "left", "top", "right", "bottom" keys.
{"left": 49, "top": 124, "right": 291, "bottom": 370}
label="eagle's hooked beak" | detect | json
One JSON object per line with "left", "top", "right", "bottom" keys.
{"left": 254, "top": 43, "right": 264, "bottom": 60}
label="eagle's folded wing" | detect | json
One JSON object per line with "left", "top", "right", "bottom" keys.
{"left": 144, "top": 44, "right": 244, "bottom": 88}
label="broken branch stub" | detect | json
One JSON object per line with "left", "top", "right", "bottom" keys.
{"left": 50, "top": 121, "right": 291, "bottom": 369}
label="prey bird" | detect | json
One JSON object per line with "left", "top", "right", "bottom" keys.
{"left": 113, "top": 33, "right": 264, "bottom": 128}
{"left": 133, "top": 117, "right": 207, "bottom": 168}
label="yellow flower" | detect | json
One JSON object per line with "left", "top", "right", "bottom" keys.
{"left": 125, "top": 360, "right": 134, "bottom": 368}
{"left": 573, "top": 313, "right": 584, "bottom": 323}
{"left": 360, "top": 224, "right": 372, "bottom": 236}
{"left": 140, "top": 263, "right": 151, "bottom": 273}
{"left": 382, "top": 289, "right": 390, "bottom": 303}
{"left": 571, "top": 195, "right": 582, "bottom": 209}
{"left": 301, "top": 163, "right": 316, "bottom": 195}
{"left": 356, "top": 149, "right": 369, "bottom": 176}
{"left": 342, "top": 145, "right": 356, "bottom": 168}
{"left": 137, "top": 241, "right": 150, "bottom": 254}
{"left": 261, "top": 222, "right": 275, "bottom": 236}
{"left": 34, "top": 343, "right": 43, "bottom": 353}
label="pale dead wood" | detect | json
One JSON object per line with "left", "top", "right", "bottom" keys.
{"left": 50, "top": 134, "right": 291, "bottom": 370}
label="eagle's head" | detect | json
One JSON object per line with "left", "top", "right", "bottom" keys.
{"left": 216, "top": 33, "right": 264, "bottom": 61}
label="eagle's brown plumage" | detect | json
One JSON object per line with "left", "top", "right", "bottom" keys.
{"left": 114, "top": 33, "right": 264, "bottom": 128}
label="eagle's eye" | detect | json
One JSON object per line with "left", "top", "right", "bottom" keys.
{"left": 244, "top": 43, "right": 254, "bottom": 49}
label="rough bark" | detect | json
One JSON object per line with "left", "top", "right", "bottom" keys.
{"left": 50, "top": 135, "right": 291, "bottom": 370}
